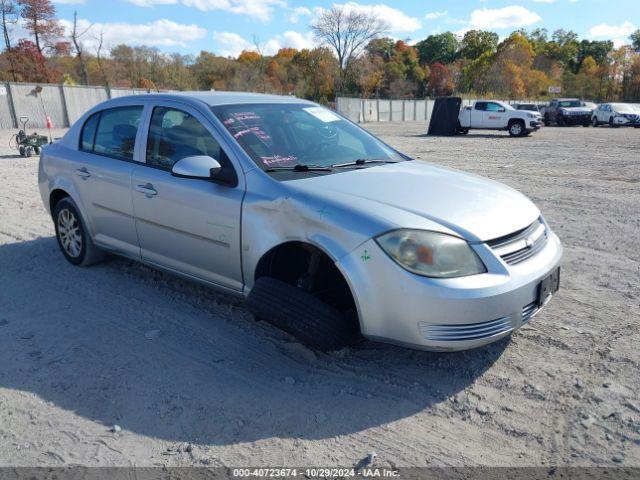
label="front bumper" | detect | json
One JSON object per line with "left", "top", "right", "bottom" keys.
{"left": 561, "top": 114, "right": 591, "bottom": 125}
{"left": 614, "top": 116, "right": 640, "bottom": 126}
{"left": 528, "top": 120, "right": 541, "bottom": 130}
{"left": 337, "top": 231, "right": 562, "bottom": 351}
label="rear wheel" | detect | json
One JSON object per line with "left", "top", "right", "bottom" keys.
{"left": 53, "top": 198, "right": 104, "bottom": 266}
{"left": 457, "top": 121, "right": 469, "bottom": 135}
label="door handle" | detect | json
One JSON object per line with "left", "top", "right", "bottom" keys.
{"left": 75, "top": 167, "right": 91, "bottom": 179}
{"left": 136, "top": 183, "right": 158, "bottom": 198}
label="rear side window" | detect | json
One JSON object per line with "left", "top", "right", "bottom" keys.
{"left": 91, "top": 106, "right": 142, "bottom": 161}
{"left": 80, "top": 112, "right": 100, "bottom": 151}
{"left": 475, "top": 102, "right": 487, "bottom": 111}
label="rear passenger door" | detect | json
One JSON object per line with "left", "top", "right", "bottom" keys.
{"left": 131, "top": 102, "right": 244, "bottom": 291}
{"left": 471, "top": 102, "right": 486, "bottom": 128}
{"left": 74, "top": 106, "right": 143, "bottom": 258}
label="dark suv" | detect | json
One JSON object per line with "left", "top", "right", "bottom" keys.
{"left": 542, "top": 99, "right": 592, "bottom": 127}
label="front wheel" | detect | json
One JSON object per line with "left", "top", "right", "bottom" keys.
{"left": 247, "top": 277, "right": 358, "bottom": 351}
{"left": 53, "top": 198, "right": 104, "bottom": 266}
{"left": 609, "top": 117, "right": 618, "bottom": 128}
{"left": 544, "top": 114, "right": 550, "bottom": 126}
{"left": 592, "top": 117, "right": 598, "bottom": 127}
{"left": 508, "top": 120, "right": 525, "bottom": 137}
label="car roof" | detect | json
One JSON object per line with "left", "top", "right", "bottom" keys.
{"left": 110, "top": 91, "right": 314, "bottom": 107}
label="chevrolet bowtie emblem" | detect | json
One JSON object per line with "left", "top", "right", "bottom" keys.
{"left": 525, "top": 237, "right": 534, "bottom": 248}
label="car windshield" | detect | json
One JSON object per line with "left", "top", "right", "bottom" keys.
{"left": 559, "top": 100, "right": 582, "bottom": 108}
{"left": 211, "top": 103, "right": 406, "bottom": 170}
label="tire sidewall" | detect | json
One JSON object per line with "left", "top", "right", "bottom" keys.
{"left": 509, "top": 121, "right": 524, "bottom": 137}
{"left": 53, "top": 198, "right": 88, "bottom": 265}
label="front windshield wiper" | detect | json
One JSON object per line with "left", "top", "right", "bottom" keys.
{"left": 264, "top": 163, "right": 333, "bottom": 172}
{"left": 332, "top": 159, "right": 399, "bottom": 168}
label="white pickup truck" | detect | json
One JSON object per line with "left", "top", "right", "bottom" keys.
{"left": 458, "top": 100, "right": 543, "bottom": 137}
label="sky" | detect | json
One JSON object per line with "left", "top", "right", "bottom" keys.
{"left": 36, "top": 0, "right": 640, "bottom": 57}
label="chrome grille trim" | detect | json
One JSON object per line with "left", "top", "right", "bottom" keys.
{"left": 522, "top": 301, "right": 539, "bottom": 323}
{"left": 419, "top": 316, "right": 512, "bottom": 342}
{"left": 487, "top": 218, "right": 548, "bottom": 266}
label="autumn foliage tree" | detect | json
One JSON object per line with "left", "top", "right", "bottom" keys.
{"left": 17, "top": 0, "right": 63, "bottom": 55}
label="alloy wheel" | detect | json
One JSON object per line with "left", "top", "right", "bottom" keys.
{"left": 57, "top": 208, "right": 83, "bottom": 258}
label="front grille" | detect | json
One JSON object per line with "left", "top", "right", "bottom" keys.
{"left": 487, "top": 218, "right": 548, "bottom": 266}
{"left": 521, "top": 301, "right": 539, "bottom": 323}
{"left": 419, "top": 316, "right": 512, "bottom": 342}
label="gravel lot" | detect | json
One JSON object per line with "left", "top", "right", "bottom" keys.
{"left": 0, "top": 124, "right": 638, "bottom": 468}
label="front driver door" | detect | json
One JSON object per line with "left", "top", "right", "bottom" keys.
{"left": 483, "top": 102, "right": 506, "bottom": 128}
{"left": 131, "top": 103, "right": 244, "bottom": 292}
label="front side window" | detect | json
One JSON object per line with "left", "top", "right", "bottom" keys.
{"left": 211, "top": 103, "right": 405, "bottom": 171}
{"left": 92, "top": 106, "right": 142, "bottom": 161}
{"left": 146, "top": 107, "right": 229, "bottom": 171}
{"left": 485, "top": 102, "right": 504, "bottom": 112}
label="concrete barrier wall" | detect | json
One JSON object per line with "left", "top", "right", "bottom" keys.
{"left": 336, "top": 97, "right": 549, "bottom": 123}
{"left": 63, "top": 85, "right": 110, "bottom": 124}
{"left": 0, "top": 82, "right": 153, "bottom": 129}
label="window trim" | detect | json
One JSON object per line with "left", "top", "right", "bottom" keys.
{"left": 143, "top": 105, "right": 239, "bottom": 187}
{"left": 78, "top": 105, "right": 144, "bottom": 163}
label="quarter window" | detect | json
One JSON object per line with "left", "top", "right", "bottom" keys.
{"left": 146, "top": 107, "right": 229, "bottom": 171}
{"left": 90, "top": 106, "right": 142, "bottom": 161}
{"left": 80, "top": 112, "right": 100, "bottom": 151}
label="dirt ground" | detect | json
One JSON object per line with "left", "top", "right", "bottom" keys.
{"left": 0, "top": 124, "right": 638, "bottom": 468}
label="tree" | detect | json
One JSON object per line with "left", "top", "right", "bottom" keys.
{"left": 415, "top": 32, "right": 459, "bottom": 66}
{"left": 311, "top": 5, "right": 388, "bottom": 94}
{"left": 629, "top": 30, "right": 640, "bottom": 52}
{"left": 1, "top": 0, "right": 18, "bottom": 80}
{"left": 459, "top": 30, "right": 498, "bottom": 60}
{"left": 70, "top": 10, "right": 91, "bottom": 85}
{"left": 18, "top": 0, "right": 63, "bottom": 55}
{"left": 427, "top": 62, "right": 453, "bottom": 97}
{"left": 10, "top": 38, "right": 57, "bottom": 81}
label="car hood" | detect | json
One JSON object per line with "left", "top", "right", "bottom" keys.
{"left": 288, "top": 161, "right": 540, "bottom": 242}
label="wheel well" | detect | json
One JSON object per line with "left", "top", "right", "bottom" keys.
{"left": 255, "top": 242, "right": 359, "bottom": 325}
{"left": 509, "top": 118, "right": 524, "bottom": 126}
{"left": 49, "top": 189, "right": 69, "bottom": 215}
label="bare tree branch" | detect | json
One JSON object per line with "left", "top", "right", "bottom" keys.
{"left": 311, "top": 5, "right": 388, "bottom": 94}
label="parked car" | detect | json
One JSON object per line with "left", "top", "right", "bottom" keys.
{"left": 458, "top": 100, "right": 543, "bottom": 137}
{"left": 541, "top": 98, "right": 592, "bottom": 127}
{"left": 592, "top": 103, "right": 640, "bottom": 127}
{"left": 39, "top": 92, "right": 562, "bottom": 352}
{"left": 513, "top": 103, "right": 541, "bottom": 112}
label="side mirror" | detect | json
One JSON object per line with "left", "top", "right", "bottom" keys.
{"left": 498, "top": 108, "right": 506, "bottom": 112}
{"left": 171, "top": 155, "right": 221, "bottom": 180}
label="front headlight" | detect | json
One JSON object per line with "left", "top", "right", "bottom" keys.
{"left": 375, "top": 230, "right": 486, "bottom": 278}
{"left": 527, "top": 113, "right": 536, "bottom": 119}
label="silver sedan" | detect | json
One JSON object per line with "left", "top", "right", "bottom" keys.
{"left": 38, "top": 92, "right": 562, "bottom": 351}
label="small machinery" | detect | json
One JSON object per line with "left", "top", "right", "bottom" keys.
{"left": 9, "top": 117, "right": 49, "bottom": 157}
